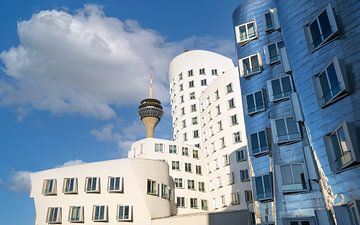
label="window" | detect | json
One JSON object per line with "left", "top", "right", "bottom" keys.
{"left": 228, "top": 98, "right": 235, "bottom": 109}
{"left": 250, "top": 130, "right": 270, "bottom": 156}
{"left": 188, "top": 69, "right": 193, "bottom": 76}
{"left": 185, "top": 163, "right": 192, "bottom": 173}
{"left": 313, "top": 58, "right": 348, "bottom": 107}
{"left": 179, "top": 84, "right": 183, "bottom": 91}
{"left": 240, "top": 169, "right": 250, "bottom": 182}
{"left": 175, "top": 178, "right": 183, "bottom": 188}
{"left": 172, "top": 161, "right": 180, "bottom": 170}
{"left": 43, "top": 179, "right": 57, "bottom": 195}
{"left": 161, "top": 184, "right": 169, "bottom": 199}
{"left": 155, "top": 143, "right": 164, "bottom": 152}
{"left": 267, "top": 75, "right": 294, "bottom": 102}
{"left": 183, "top": 133, "right": 187, "bottom": 141}
{"left": 190, "top": 198, "right": 198, "bottom": 208}
{"left": 211, "top": 69, "right": 218, "bottom": 75}
{"left": 254, "top": 173, "right": 273, "bottom": 201}
{"left": 108, "top": 177, "right": 124, "bottom": 193}
{"left": 230, "top": 114, "right": 238, "bottom": 125}
{"left": 264, "top": 41, "right": 284, "bottom": 64}
{"left": 117, "top": 205, "right": 132, "bottom": 222}
{"left": 227, "top": 172, "right": 235, "bottom": 185}
{"left": 85, "top": 177, "right": 100, "bottom": 193}
{"left": 93, "top": 205, "right": 108, "bottom": 222}
{"left": 305, "top": 4, "right": 339, "bottom": 51}
{"left": 147, "top": 179, "right": 158, "bottom": 195}
{"left": 233, "top": 131, "right": 242, "bottom": 143}
{"left": 239, "top": 53, "right": 262, "bottom": 77}
{"left": 46, "top": 207, "right": 61, "bottom": 224}
{"left": 264, "top": 8, "right": 280, "bottom": 32}
{"left": 221, "top": 195, "right": 226, "bottom": 207}
{"left": 218, "top": 121, "right": 223, "bottom": 131}
{"left": 271, "top": 116, "right": 301, "bottom": 144}
{"left": 178, "top": 73, "right": 183, "bottom": 80}
{"left": 245, "top": 190, "right": 253, "bottom": 203}
{"left": 235, "top": 21, "right": 258, "bottom": 44}
{"left": 223, "top": 154, "right": 230, "bottom": 166}
{"left": 246, "top": 90, "right": 265, "bottom": 115}
{"left": 215, "top": 90, "right": 219, "bottom": 99}
{"left": 231, "top": 192, "right": 240, "bottom": 205}
{"left": 180, "top": 95, "right": 184, "bottom": 103}
{"left": 348, "top": 200, "right": 360, "bottom": 225}
{"left": 195, "top": 143, "right": 200, "bottom": 148}
{"left": 182, "top": 147, "right": 189, "bottom": 156}
{"left": 69, "top": 206, "right": 84, "bottom": 223}
{"left": 190, "top": 92, "right": 195, "bottom": 100}
{"left": 188, "top": 180, "right": 195, "bottom": 190}
{"left": 285, "top": 218, "right": 316, "bottom": 225}
{"left": 236, "top": 149, "right": 247, "bottom": 162}
{"left": 220, "top": 137, "right": 226, "bottom": 148}
{"left": 217, "top": 176, "right": 222, "bottom": 188}
{"left": 193, "top": 150, "right": 199, "bottom": 159}
{"left": 193, "top": 130, "right": 199, "bottom": 138}
{"left": 182, "top": 120, "right": 186, "bottom": 129}
{"left": 63, "top": 178, "right": 77, "bottom": 194}
{"left": 215, "top": 105, "right": 221, "bottom": 115}
{"left": 196, "top": 165, "right": 202, "bottom": 175}
{"left": 181, "top": 107, "right": 185, "bottom": 115}
{"left": 198, "top": 182, "right": 205, "bottom": 192}
{"left": 201, "top": 200, "right": 208, "bottom": 210}
{"left": 200, "top": 79, "right": 207, "bottom": 86}
{"left": 191, "top": 104, "right": 197, "bottom": 112}
{"left": 169, "top": 145, "right": 177, "bottom": 154}
{"left": 281, "top": 163, "right": 307, "bottom": 193}
{"left": 212, "top": 198, "right": 218, "bottom": 209}
{"left": 199, "top": 68, "right": 205, "bottom": 74}
{"left": 214, "top": 159, "right": 219, "bottom": 170}
{"left": 189, "top": 80, "right": 194, "bottom": 88}
{"left": 226, "top": 83, "right": 233, "bottom": 93}
{"left": 177, "top": 197, "right": 185, "bottom": 207}
{"left": 324, "top": 122, "right": 360, "bottom": 173}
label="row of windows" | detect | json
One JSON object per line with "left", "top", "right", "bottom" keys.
{"left": 177, "top": 68, "right": 220, "bottom": 81}
{"left": 42, "top": 177, "right": 124, "bottom": 195}
{"left": 201, "top": 98, "right": 238, "bottom": 125}
{"left": 204, "top": 132, "right": 244, "bottom": 156}
{"left": 146, "top": 179, "right": 171, "bottom": 199}
{"left": 154, "top": 143, "right": 199, "bottom": 158}
{"left": 173, "top": 178, "right": 205, "bottom": 192}
{"left": 171, "top": 161, "right": 202, "bottom": 174}
{"left": 205, "top": 150, "right": 247, "bottom": 174}
{"left": 176, "top": 197, "right": 208, "bottom": 210}
{"left": 46, "top": 205, "right": 132, "bottom": 224}
{"left": 211, "top": 190, "right": 253, "bottom": 209}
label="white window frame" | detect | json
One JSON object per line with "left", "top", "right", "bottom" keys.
{"left": 267, "top": 75, "right": 294, "bottom": 102}
{"left": 201, "top": 200, "right": 208, "bottom": 210}
{"left": 263, "top": 41, "right": 284, "bottom": 65}
{"left": 174, "top": 178, "right": 183, "bottom": 188}
{"left": 117, "top": 205, "right": 133, "bottom": 222}
{"left": 196, "top": 165, "right": 202, "bottom": 175}
{"left": 264, "top": 8, "right": 280, "bottom": 32}
{"left": 185, "top": 163, "right": 192, "bottom": 173}
{"left": 227, "top": 172, "right": 235, "bottom": 185}
{"left": 169, "top": 145, "right": 177, "bottom": 154}
{"left": 177, "top": 197, "right": 185, "bottom": 208}
{"left": 305, "top": 3, "right": 339, "bottom": 52}
{"left": 46, "top": 207, "right": 62, "bottom": 224}
{"left": 313, "top": 57, "right": 348, "bottom": 107}
{"left": 271, "top": 116, "right": 301, "bottom": 144}
{"left": 280, "top": 163, "right": 308, "bottom": 193}
{"left": 198, "top": 182, "right": 205, "bottom": 192}
{"left": 108, "top": 176, "right": 124, "bottom": 193}
{"left": 161, "top": 183, "right": 169, "bottom": 199}
{"left": 233, "top": 131, "right": 242, "bottom": 143}
{"left": 187, "top": 180, "right": 195, "bottom": 190}
{"left": 63, "top": 178, "right": 77, "bottom": 194}
{"left": 43, "top": 179, "right": 57, "bottom": 195}
{"left": 155, "top": 143, "right": 164, "bottom": 152}
{"left": 231, "top": 192, "right": 240, "bottom": 205}
{"left": 235, "top": 20, "right": 258, "bottom": 45}
{"left": 249, "top": 129, "right": 270, "bottom": 156}
{"left": 245, "top": 89, "right": 266, "bottom": 115}
{"left": 92, "top": 205, "right": 108, "bottom": 222}
{"left": 239, "top": 52, "right": 263, "bottom": 77}
{"left": 190, "top": 198, "right": 198, "bottom": 208}
{"left": 147, "top": 179, "right": 158, "bottom": 196}
{"left": 69, "top": 206, "right": 84, "bottom": 223}
{"left": 85, "top": 177, "right": 100, "bottom": 193}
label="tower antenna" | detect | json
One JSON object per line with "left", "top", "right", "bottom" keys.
{"left": 149, "top": 74, "right": 153, "bottom": 98}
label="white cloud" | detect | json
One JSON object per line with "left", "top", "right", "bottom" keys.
{"left": 0, "top": 5, "right": 234, "bottom": 119}
{"left": 57, "top": 159, "right": 84, "bottom": 167}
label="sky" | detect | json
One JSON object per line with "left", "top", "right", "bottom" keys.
{"left": 0, "top": 1, "right": 240, "bottom": 224}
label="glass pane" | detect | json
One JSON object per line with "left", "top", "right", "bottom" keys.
{"left": 337, "top": 127, "right": 350, "bottom": 155}
{"left": 265, "top": 12, "right": 273, "bottom": 29}
{"left": 319, "top": 71, "right": 331, "bottom": 102}
{"left": 319, "top": 10, "right": 332, "bottom": 40}
{"left": 290, "top": 222, "right": 299, "bottom": 225}
{"left": 292, "top": 164, "right": 304, "bottom": 184}
{"left": 263, "top": 174, "right": 272, "bottom": 196}
{"left": 247, "top": 22, "right": 256, "bottom": 38}
{"left": 246, "top": 94, "right": 255, "bottom": 112}
{"left": 281, "top": 165, "right": 293, "bottom": 185}
{"left": 349, "top": 207, "right": 360, "bottom": 225}
{"left": 286, "top": 117, "right": 299, "bottom": 136}
{"left": 281, "top": 76, "right": 292, "bottom": 97}
{"left": 271, "top": 79, "right": 282, "bottom": 100}
{"left": 310, "top": 20, "right": 322, "bottom": 48}
{"left": 255, "top": 91, "right": 264, "bottom": 110}
{"left": 275, "top": 119, "right": 287, "bottom": 138}
{"left": 331, "top": 133, "right": 342, "bottom": 159}
{"left": 326, "top": 63, "right": 341, "bottom": 97}
{"left": 258, "top": 130, "right": 267, "bottom": 150}
{"left": 301, "top": 221, "right": 311, "bottom": 225}
{"left": 255, "top": 176, "right": 264, "bottom": 196}
{"left": 250, "top": 55, "right": 259, "bottom": 72}
{"left": 239, "top": 25, "right": 247, "bottom": 40}
{"left": 243, "top": 58, "right": 250, "bottom": 75}
{"left": 250, "top": 133, "right": 259, "bottom": 153}
{"left": 268, "top": 44, "right": 278, "bottom": 62}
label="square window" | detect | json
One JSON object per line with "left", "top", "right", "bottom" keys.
{"left": 263, "top": 41, "right": 284, "bottom": 64}
{"left": 155, "top": 143, "right": 164, "bottom": 152}
{"left": 47, "top": 207, "right": 61, "bottom": 224}
{"left": 43, "top": 179, "right": 57, "bottom": 195}
{"left": 169, "top": 145, "right": 177, "bottom": 154}
{"left": 93, "top": 205, "right": 108, "bottom": 222}
{"left": 190, "top": 92, "right": 195, "bottom": 100}
{"left": 235, "top": 21, "right": 258, "bottom": 45}
{"left": 117, "top": 205, "right": 132, "bottom": 221}
{"left": 147, "top": 179, "right": 158, "bottom": 195}
{"left": 250, "top": 129, "right": 270, "bottom": 156}
{"left": 264, "top": 8, "right": 280, "bottom": 32}
{"left": 240, "top": 169, "right": 250, "bottom": 182}
{"left": 267, "top": 75, "right": 294, "bottom": 102}
{"left": 172, "top": 161, "right": 180, "bottom": 170}
{"left": 239, "top": 53, "right": 262, "bottom": 77}
{"left": 63, "top": 178, "right": 77, "bottom": 194}
{"left": 271, "top": 117, "right": 301, "bottom": 144}
{"left": 85, "top": 177, "right": 100, "bottom": 193}
{"left": 246, "top": 90, "right": 266, "bottom": 115}
{"left": 174, "top": 178, "right": 183, "bottom": 188}
{"left": 192, "top": 117, "right": 198, "bottom": 125}
{"left": 69, "top": 206, "right": 84, "bottom": 223}
{"left": 177, "top": 197, "right": 185, "bottom": 207}
{"left": 281, "top": 163, "right": 307, "bottom": 193}
{"left": 253, "top": 173, "right": 273, "bottom": 201}
{"left": 236, "top": 149, "right": 247, "bottom": 162}
{"left": 108, "top": 176, "right": 124, "bottom": 193}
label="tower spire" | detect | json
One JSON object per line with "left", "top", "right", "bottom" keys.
{"left": 149, "top": 74, "right": 153, "bottom": 97}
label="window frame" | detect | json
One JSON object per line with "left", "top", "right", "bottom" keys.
{"left": 235, "top": 20, "right": 258, "bottom": 45}
{"left": 154, "top": 143, "right": 164, "bottom": 153}
{"left": 245, "top": 89, "right": 266, "bottom": 115}
{"left": 46, "top": 207, "right": 62, "bottom": 224}
{"left": 169, "top": 145, "right": 177, "bottom": 154}
{"left": 280, "top": 163, "right": 308, "bottom": 194}
{"left": 43, "top": 179, "right": 57, "bottom": 195}
{"left": 263, "top": 41, "right": 284, "bottom": 65}
{"left": 240, "top": 169, "right": 250, "bottom": 182}
{"left": 233, "top": 131, "right": 242, "bottom": 143}
{"left": 231, "top": 192, "right": 240, "bottom": 205}
{"left": 264, "top": 8, "right": 280, "bottom": 33}
{"left": 108, "top": 176, "right": 124, "bottom": 193}
{"left": 63, "top": 178, "right": 78, "bottom": 194}
{"left": 239, "top": 52, "right": 263, "bottom": 77}
{"left": 271, "top": 116, "right": 302, "bottom": 144}
{"left": 85, "top": 177, "right": 100, "bottom": 193}
{"left": 117, "top": 205, "right": 133, "bottom": 222}
{"left": 175, "top": 178, "right": 183, "bottom": 188}
{"left": 236, "top": 149, "right": 247, "bottom": 162}
{"left": 69, "top": 206, "right": 84, "bottom": 223}
{"left": 267, "top": 75, "right": 294, "bottom": 102}
{"left": 92, "top": 205, "right": 108, "bottom": 222}
{"left": 253, "top": 173, "right": 273, "bottom": 202}
{"left": 147, "top": 179, "right": 158, "bottom": 196}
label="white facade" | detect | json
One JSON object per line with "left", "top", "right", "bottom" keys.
{"left": 169, "top": 50, "right": 234, "bottom": 147}
{"left": 199, "top": 67, "right": 253, "bottom": 212}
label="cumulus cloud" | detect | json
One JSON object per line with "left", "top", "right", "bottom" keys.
{"left": 57, "top": 159, "right": 84, "bottom": 167}
{"left": 0, "top": 4, "right": 234, "bottom": 119}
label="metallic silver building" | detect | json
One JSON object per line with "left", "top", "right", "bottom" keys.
{"left": 232, "top": 0, "right": 360, "bottom": 224}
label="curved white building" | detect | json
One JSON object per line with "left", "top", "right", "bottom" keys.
{"left": 169, "top": 50, "right": 235, "bottom": 147}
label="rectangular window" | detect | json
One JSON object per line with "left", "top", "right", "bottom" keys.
{"left": 169, "top": 145, "right": 177, "bottom": 154}
{"left": 217, "top": 176, "right": 222, "bottom": 188}
{"left": 155, "top": 143, "right": 164, "bottom": 152}
{"left": 198, "top": 182, "right": 205, "bottom": 192}
{"left": 190, "top": 92, "right": 195, "bottom": 100}
{"left": 177, "top": 197, "right": 185, "bottom": 207}
{"left": 193, "top": 130, "right": 199, "bottom": 138}
{"left": 46, "top": 207, "right": 61, "bottom": 224}
{"left": 179, "top": 84, "right": 183, "bottom": 91}
{"left": 93, "top": 205, "right": 108, "bottom": 222}
{"left": 199, "top": 68, "right": 205, "bottom": 75}
{"left": 246, "top": 90, "right": 265, "bottom": 115}
{"left": 182, "top": 120, "right": 186, "bottom": 128}
{"left": 201, "top": 200, "right": 208, "bottom": 210}
{"left": 43, "top": 179, "right": 57, "bottom": 195}
{"left": 188, "top": 69, "right": 193, "bottom": 77}
{"left": 63, "top": 178, "right": 77, "bottom": 194}
{"left": 178, "top": 73, "right": 183, "bottom": 81}
{"left": 147, "top": 179, "right": 158, "bottom": 195}
{"left": 211, "top": 69, "right": 218, "bottom": 75}
{"left": 226, "top": 83, "right": 233, "bottom": 93}
{"left": 85, "top": 177, "right": 100, "bottom": 193}
{"left": 245, "top": 190, "right": 253, "bottom": 203}
{"left": 281, "top": 163, "right": 307, "bottom": 193}
{"left": 236, "top": 149, "right": 247, "bottom": 162}
{"left": 264, "top": 8, "right": 280, "bottom": 32}
{"left": 227, "top": 172, "right": 235, "bottom": 185}
{"left": 218, "top": 121, "right": 223, "bottom": 131}
{"left": 221, "top": 195, "right": 226, "bottom": 207}
{"left": 188, "top": 180, "right": 195, "bottom": 190}
{"left": 228, "top": 98, "right": 235, "bottom": 109}
{"left": 240, "top": 169, "right": 250, "bottom": 182}
{"left": 191, "top": 104, "right": 197, "bottom": 112}
{"left": 172, "top": 161, "right": 180, "bottom": 170}
{"left": 190, "top": 198, "right": 198, "bottom": 208}
{"left": 193, "top": 150, "right": 199, "bottom": 159}
{"left": 233, "top": 131, "right": 242, "bottom": 143}
{"left": 239, "top": 53, "right": 262, "bottom": 77}
{"left": 348, "top": 200, "right": 360, "bottom": 225}
{"left": 192, "top": 117, "right": 198, "bottom": 125}
{"left": 220, "top": 137, "right": 226, "bottom": 148}
{"left": 324, "top": 122, "right": 360, "bottom": 173}
{"left": 267, "top": 75, "right": 294, "bottom": 102}
{"left": 201, "top": 79, "right": 207, "bottom": 86}
{"left": 313, "top": 58, "right": 348, "bottom": 107}
{"left": 183, "top": 133, "right": 187, "bottom": 141}
{"left": 223, "top": 154, "right": 230, "bottom": 166}
{"left": 185, "top": 163, "right": 192, "bottom": 173}
{"left": 108, "top": 177, "right": 124, "bottom": 193}
{"left": 235, "top": 21, "right": 258, "bottom": 45}
{"left": 117, "top": 205, "right": 132, "bottom": 222}
{"left": 181, "top": 107, "right": 185, "bottom": 115}
{"left": 189, "top": 80, "right": 194, "bottom": 88}
{"left": 69, "top": 206, "right": 84, "bottom": 223}
{"left": 305, "top": 4, "right": 339, "bottom": 51}
{"left": 231, "top": 192, "right": 240, "bottom": 205}
{"left": 196, "top": 165, "right": 202, "bottom": 175}
{"left": 215, "top": 90, "right": 219, "bottom": 99}
{"left": 263, "top": 41, "right": 284, "bottom": 64}
{"left": 254, "top": 173, "right": 273, "bottom": 201}
{"left": 230, "top": 114, "right": 238, "bottom": 125}
{"left": 182, "top": 147, "right": 189, "bottom": 156}
{"left": 250, "top": 129, "right": 270, "bottom": 156}
{"left": 175, "top": 178, "right": 183, "bottom": 188}
{"left": 286, "top": 218, "right": 316, "bottom": 225}
{"left": 161, "top": 184, "right": 169, "bottom": 199}
{"left": 271, "top": 116, "right": 301, "bottom": 144}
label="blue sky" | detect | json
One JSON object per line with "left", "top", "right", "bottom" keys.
{"left": 0, "top": 1, "right": 240, "bottom": 224}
